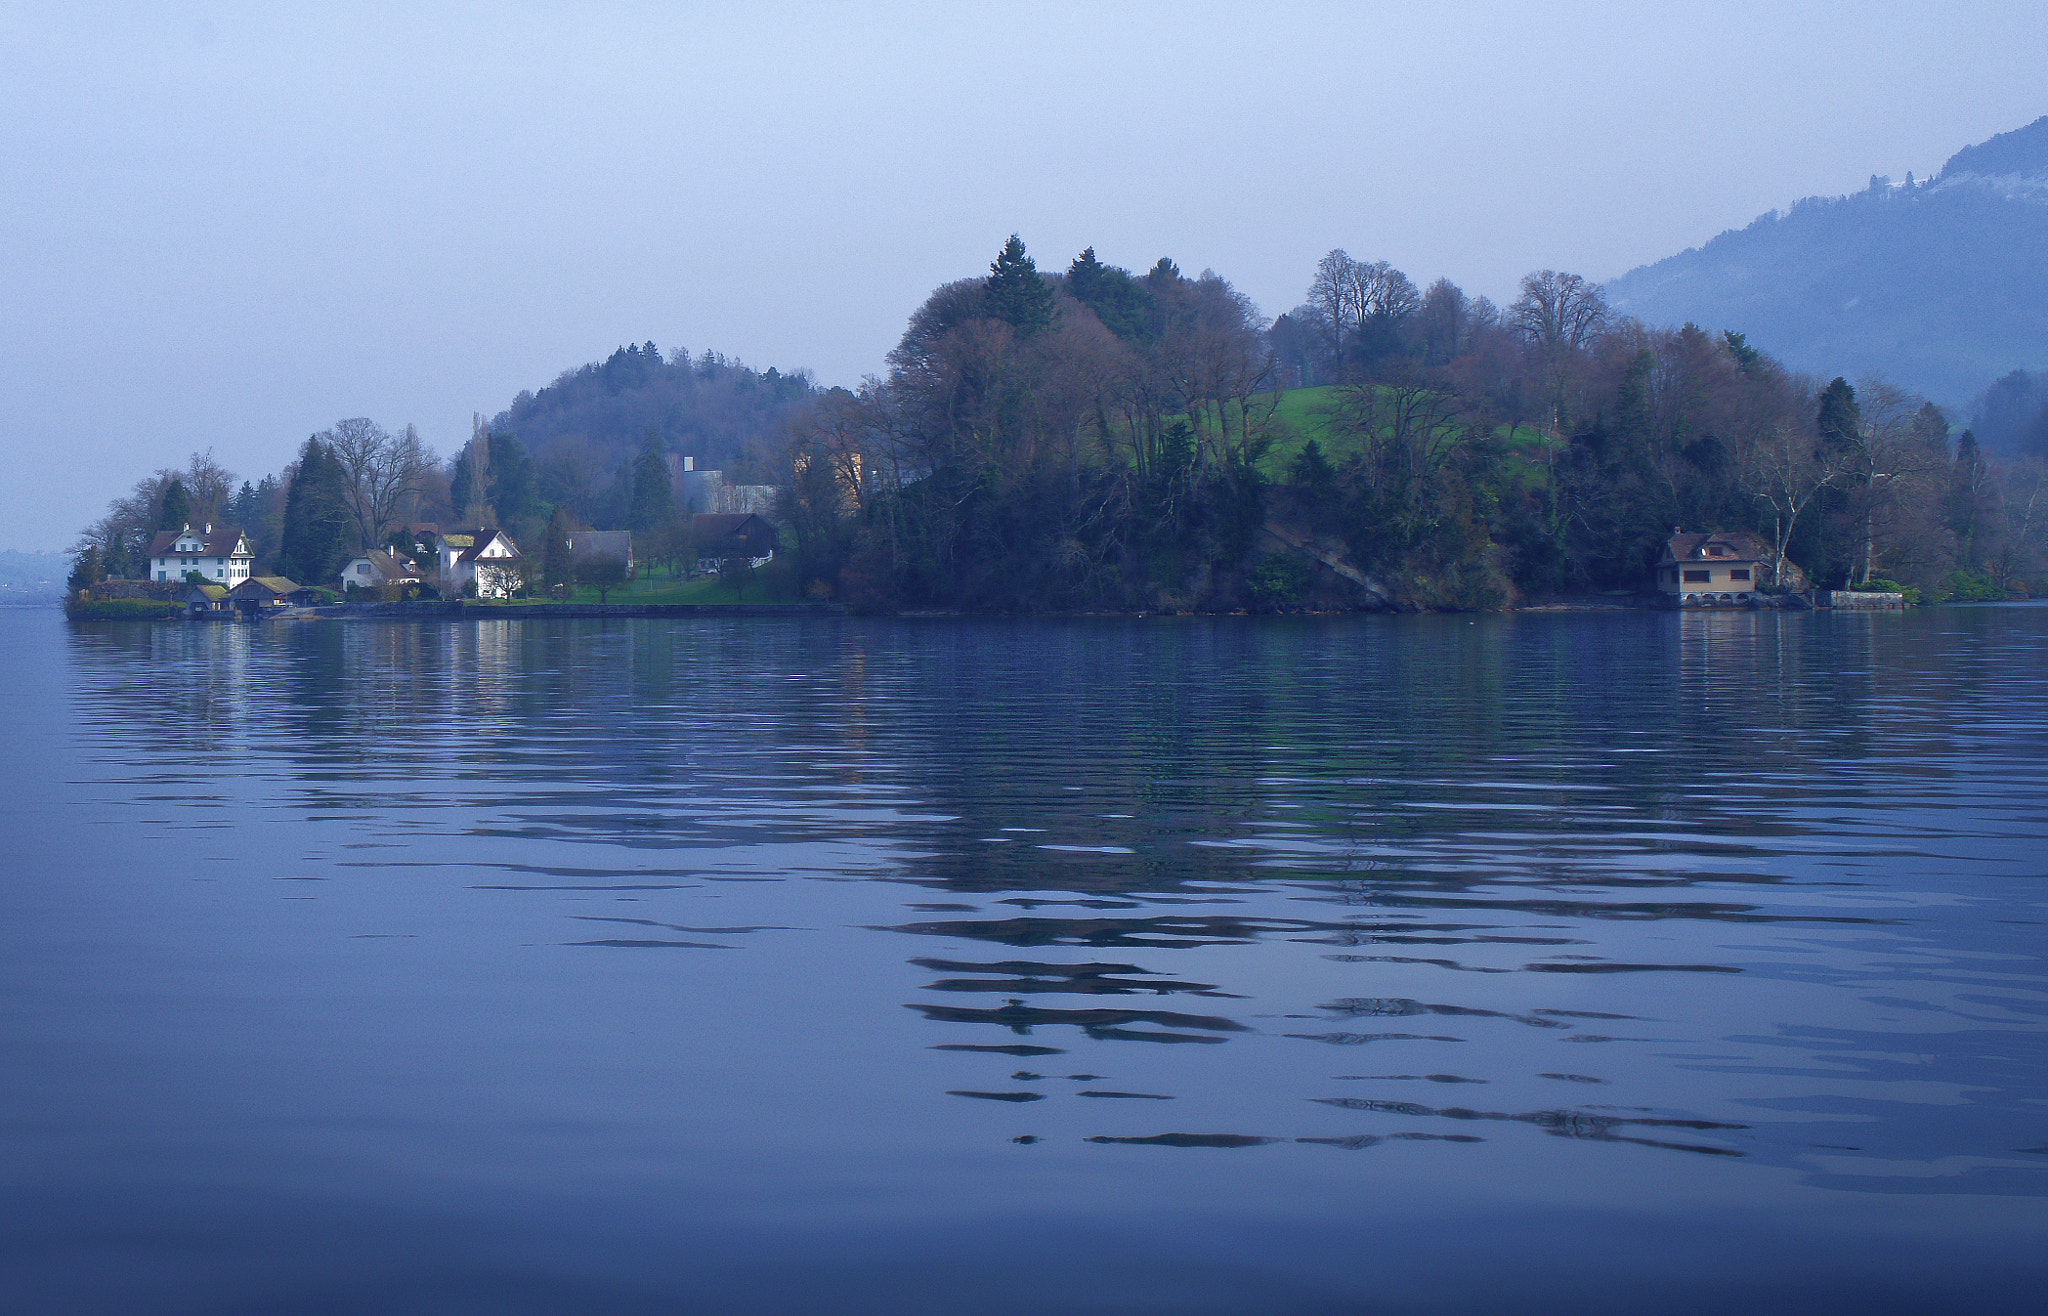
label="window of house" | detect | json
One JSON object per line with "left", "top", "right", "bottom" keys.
{"left": 1730, "top": 569, "right": 1750, "bottom": 581}
{"left": 1683, "top": 569, "right": 1711, "bottom": 583}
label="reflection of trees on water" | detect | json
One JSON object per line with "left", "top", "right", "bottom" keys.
{"left": 61, "top": 610, "right": 2048, "bottom": 1174}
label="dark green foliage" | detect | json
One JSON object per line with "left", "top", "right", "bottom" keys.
{"left": 67, "top": 546, "right": 99, "bottom": 593}
{"left": 576, "top": 554, "right": 627, "bottom": 603}
{"left": 158, "top": 479, "right": 191, "bottom": 531}
{"left": 66, "top": 598, "right": 180, "bottom": 620}
{"left": 1065, "top": 248, "right": 1154, "bottom": 342}
{"left": 1817, "top": 378, "right": 1861, "bottom": 449}
{"left": 629, "top": 430, "right": 674, "bottom": 534}
{"left": 450, "top": 430, "right": 541, "bottom": 542}
{"left": 985, "top": 236, "right": 1056, "bottom": 336}
{"left": 502, "top": 345, "right": 816, "bottom": 524}
{"left": 1912, "top": 402, "right": 1950, "bottom": 455}
{"left": 277, "top": 438, "right": 352, "bottom": 586}
{"left": 1288, "top": 439, "right": 1337, "bottom": 512}
{"left": 544, "top": 506, "right": 573, "bottom": 591}
{"left": 1248, "top": 554, "right": 1313, "bottom": 605}
{"left": 720, "top": 556, "right": 753, "bottom": 601}
{"left": 1722, "top": 331, "right": 1761, "bottom": 374}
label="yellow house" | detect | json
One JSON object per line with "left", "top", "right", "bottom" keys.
{"left": 1658, "top": 528, "right": 1772, "bottom": 605}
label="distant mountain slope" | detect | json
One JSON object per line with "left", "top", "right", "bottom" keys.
{"left": 0, "top": 549, "right": 67, "bottom": 603}
{"left": 1605, "top": 115, "right": 2048, "bottom": 406}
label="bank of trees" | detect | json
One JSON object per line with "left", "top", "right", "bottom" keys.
{"left": 778, "top": 239, "right": 2048, "bottom": 610}
{"left": 74, "top": 241, "right": 2048, "bottom": 609}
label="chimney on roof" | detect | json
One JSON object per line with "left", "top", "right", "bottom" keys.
{"left": 1673, "top": 525, "right": 1682, "bottom": 535}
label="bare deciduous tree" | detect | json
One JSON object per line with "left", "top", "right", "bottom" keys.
{"left": 323, "top": 418, "right": 435, "bottom": 551}
{"left": 1511, "top": 269, "right": 1609, "bottom": 435}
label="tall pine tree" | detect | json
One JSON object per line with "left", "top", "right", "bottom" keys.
{"left": 985, "top": 235, "right": 1056, "bottom": 336}
{"left": 544, "top": 505, "right": 574, "bottom": 592}
{"left": 628, "top": 431, "right": 674, "bottom": 535}
{"left": 277, "top": 438, "right": 352, "bottom": 586}
{"left": 158, "top": 478, "right": 192, "bottom": 531}
{"left": 1817, "top": 377, "right": 1861, "bottom": 450}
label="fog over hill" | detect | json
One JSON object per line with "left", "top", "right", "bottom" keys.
{"left": 1605, "top": 114, "right": 2048, "bottom": 410}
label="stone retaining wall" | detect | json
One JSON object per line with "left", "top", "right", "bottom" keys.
{"left": 1815, "top": 591, "right": 1906, "bottom": 610}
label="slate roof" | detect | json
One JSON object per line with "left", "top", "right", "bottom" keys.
{"left": 691, "top": 513, "right": 768, "bottom": 539}
{"left": 455, "top": 529, "right": 521, "bottom": 563}
{"left": 1663, "top": 529, "right": 1769, "bottom": 562}
{"left": 146, "top": 525, "right": 250, "bottom": 558}
{"left": 352, "top": 549, "right": 420, "bottom": 577}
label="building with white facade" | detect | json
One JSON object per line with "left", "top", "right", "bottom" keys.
{"left": 146, "top": 524, "right": 253, "bottom": 586}
{"left": 436, "top": 529, "right": 525, "bottom": 598}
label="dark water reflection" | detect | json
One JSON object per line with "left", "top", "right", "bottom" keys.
{"left": 4, "top": 608, "right": 2047, "bottom": 1311}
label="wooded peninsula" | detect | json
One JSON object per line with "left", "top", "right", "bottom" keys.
{"left": 70, "top": 239, "right": 2048, "bottom": 615}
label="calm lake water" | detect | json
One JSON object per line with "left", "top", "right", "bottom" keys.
{"left": 3, "top": 606, "right": 2045, "bottom": 1313}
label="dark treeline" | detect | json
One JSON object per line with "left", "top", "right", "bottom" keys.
{"left": 777, "top": 238, "right": 2048, "bottom": 611}
{"left": 492, "top": 343, "right": 816, "bottom": 530}
{"left": 73, "top": 241, "right": 2048, "bottom": 610}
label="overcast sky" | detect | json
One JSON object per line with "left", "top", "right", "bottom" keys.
{"left": 4, "top": 1, "right": 2044, "bottom": 551}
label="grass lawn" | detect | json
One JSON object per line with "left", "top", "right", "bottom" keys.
{"left": 1174, "top": 386, "right": 1558, "bottom": 488}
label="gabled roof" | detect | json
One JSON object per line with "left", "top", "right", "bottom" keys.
{"left": 146, "top": 525, "right": 250, "bottom": 558}
{"left": 692, "top": 512, "right": 772, "bottom": 537}
{"left": 350, "top": 549, "right": 420, "bottom": 576}
{"left": 183, "top": 583, "right": 229, "bottom": 601}
{"left": 234, "top": 575, "right": 300, "bottom": 596}
{"left": 1664, "top": 529, "right": 1769, "bottom": 562}
{"left": 456, "top": 529, "right": 521, "bottom": 562}
{"left": 569, "top": 530, "right": 632, "bottom": 562}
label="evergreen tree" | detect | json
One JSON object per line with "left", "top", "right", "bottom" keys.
{"left": 544, "top": 506, "right": 574, "bottom": 592}
{"left": 486, "top": 432, "right": 538, "bottom": 528}
{"left": 158, "top": 478, "right": 191, "bottom": 531}
{"left": 1064, "top": 247, "right": 1154, "bottom": 342}
{"left": 67, "top": 545, "right": 99, "bottom": 594}
{"left": 628, "top": 431, "right": 674, "bottom": 534}
{"left": 1817, "top": 377, "right": 1861, "bottom": 449}
{"left": 1911, "top": 402, "right": 1950, "bottom": 455}
{"left": 277, "top": 438, "right": 352, "bottom": 586}
{"left": 1721, "top": 330, "right": 1761, "bottom": 374}
{"left": 985, "top": 235, "right": 1056, "bottom": 335}
{"left": 1288, "top": 438, "right": 1338, "bottom": 513}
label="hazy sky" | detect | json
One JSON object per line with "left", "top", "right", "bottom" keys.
{"left": 5, "top": 1, "right": 2045, "bottom": 551}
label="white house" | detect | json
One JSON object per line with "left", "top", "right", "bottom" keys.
{"left": 339, "top": 549, "right": 423, "bottom": 592}
{"left": 437, "top": 528, "right": 525, "bottom": 598}
{"left": 146, "top": 524, "right": 253, "bottom": 585}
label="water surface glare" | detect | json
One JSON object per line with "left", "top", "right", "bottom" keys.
{"left": 3, "top": 608, "right": 2046, "bottom": 1312}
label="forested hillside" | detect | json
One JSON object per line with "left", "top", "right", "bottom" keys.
{"left": 1606, "top": 115, "right": 2048, "bottom": 407}
{"left": 72, "top": 231, "right": 2048, "bottom": 614}
{"left": 775, "top": 239, "right": 2047, "bottom": 612}
{"left": 491, "top": 342, "right": 816, "bottom": 497}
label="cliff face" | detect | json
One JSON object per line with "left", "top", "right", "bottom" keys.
{"left": 1605, "top": 116, "right": 2048, "bottom": 406}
